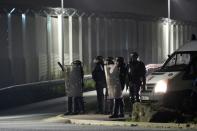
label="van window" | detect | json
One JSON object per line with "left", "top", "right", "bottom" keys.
{"left": 162, "top": 53, "right": 191, "bottom": 71}
{"left": 166, "top": 54, "right": 190, "bottom": 67}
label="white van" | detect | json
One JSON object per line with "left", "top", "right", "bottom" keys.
{"left": 141, "top": 41, "right": 197, "bottom": 107}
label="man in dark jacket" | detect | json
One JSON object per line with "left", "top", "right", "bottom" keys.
{"left": 117, "top": 57, "right": 127, "bottom": 91}
{"left": 92, "top": 56, "right": 106, "bottom": 114}
{"left": 127, "top": 52, "right": 146, "bottom": 102}
{"left": 112, "top": 57, "right": 127, "bottom": 118}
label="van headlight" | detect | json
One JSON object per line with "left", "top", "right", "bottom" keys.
{"left": 154, "top": 80, "right": 167, "bottom": 93}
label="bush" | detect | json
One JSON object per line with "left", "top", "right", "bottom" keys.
{"left": 84, "top": 79, "right": 96, "bottom": 91}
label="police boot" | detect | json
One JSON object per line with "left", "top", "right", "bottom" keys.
{"left": 64, "top": 97, "right": 73, "bottom": 115}
{"left": 109, "top": 99, "right": 119, "bottom": 118}
{"left": 73, "top": 97, "right": 79, "bottom": 114}
{"left": 119, "top": 98, "right": 125, "bottom": 118}
{"left": 79, "top": 96, "right": 85, "bottom": 114}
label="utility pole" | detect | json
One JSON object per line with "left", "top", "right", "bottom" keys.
{"left": 61, "top": 0, "right": 64, "bottom": 67}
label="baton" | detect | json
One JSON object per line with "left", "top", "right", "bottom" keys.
{"left": 57, "top": 62, "right": 64, "bottom": 72}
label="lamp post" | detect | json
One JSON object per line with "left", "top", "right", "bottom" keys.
{"left": 168, "top": 0, "right": 171, "bottom": 54}
{"left": 168, "top": 0, "right": 170, "bottom": 20}
{"left": 61, "top": 0, "right": 64, "bottom": 67}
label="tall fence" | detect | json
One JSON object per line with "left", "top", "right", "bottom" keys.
{"left": 0, "top": 7, "right": 197, "bottom": 87}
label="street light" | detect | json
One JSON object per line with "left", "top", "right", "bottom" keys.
{"left": 167, "top": 0, "right": 171, "bottom": 54}
{"left": 61, "top": 0, "right": 64, "bottom": 67}
{"left": 168, "top": 0, "right": 170, "bottom": 20}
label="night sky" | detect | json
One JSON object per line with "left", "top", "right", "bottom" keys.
{"left": 0, "top": 0, "right": 197, "bottom": 22}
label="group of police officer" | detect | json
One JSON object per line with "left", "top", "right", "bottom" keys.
{"left": 92, "top": 52, "right": 146, "bottom": 118}
{"left": 58, "top": 52, "right": 146, "bottom": 118}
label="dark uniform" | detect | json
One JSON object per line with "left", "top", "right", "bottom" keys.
{"left": 72, "top": 60, "right": 85, "bottom": 114}
{"left": 127, "top": 52, "right": 146, "bottom": 102}
{"left": 118, "top": 57, "right": 127, "bottom": 91}
{"left": 58, "top": 60, "right": 85, "bottom": 115}
{"left": 92, "top": 56, "right": 106, "bottom": 114}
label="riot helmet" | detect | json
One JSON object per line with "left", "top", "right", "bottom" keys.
{"left": 130, "top": 52, "right": 138, "bottom": 62}
{"left": 116, "top": 57, "right": 124, "bottom": 66}
{"left": 72, "top": 60, "right": 82, "bottom": 66}
{"left": 94, "top": 56, "right": 104, "bottom": 64}
{"left": 105, "top": 57, "right": 114, "bottom": 65}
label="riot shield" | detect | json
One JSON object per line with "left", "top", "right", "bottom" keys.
{"left": 64, "top": 65, "right": 83, "bottom": 97}
{"left": 104, "top": 64, "right": 122, "bottom": 99}
{"left": 104, "top": 64, "right": 111, "bottom": 98}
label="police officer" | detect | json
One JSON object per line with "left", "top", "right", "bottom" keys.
{"left": 127, "top": 52, "right": 146, "bottom": 103}
{"left": 117, "top": 57, "right": 127, "bottom": 91}
{"left": 104, "top": 57, "right": 124, "bottom": 118}
{"left": 92, "top": 56, "right": 106, "bottom": 114}
{"left": 72, "top": 60, "right": 85, "bottom": 114}
{"left": 58, "top": 60, "right": 85, "bottom": 115}
{"left": 114, "top": 57, "right": 127, "bottom": 118}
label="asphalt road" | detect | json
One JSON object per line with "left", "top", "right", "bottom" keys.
{"left": 0, "top": 90, "right": 195, "bottom": 131}
{"left": 0, "top": 90, "right": 98, "bottom": 115}
{"left": 0, "top": 89, "right": 129, "bottom": 115}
